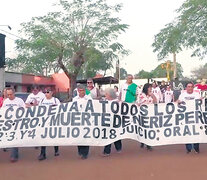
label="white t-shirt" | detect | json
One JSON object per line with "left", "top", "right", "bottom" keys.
{"left": 73, "top": 95, "right": 92, "bottom": 111}
{"left": 25, "top": 92, "right": 45, "bottom": 105}
{"left": 164, "top": 90, "right": 174, "bottom": 103}
{"left": 2, "top": 97, "right": 25, "bottom": 108}
{"left": 89, "top": 87, "right": 99, "bottom": 99}
{"left": 178, "top": 91, "right": 201, "bottom": 102}
{"left": 120, "top": 83, "right": 129, "bottom": 101}
{"left": 73, "top": 95, "right": 92, "bottom": 101}
{"left": 115, "top": 91, "right": 120, "bottom": 98}
{"left": 152, "top": 87, "right": 162, "bottom": 102}
{"left": 137, "top": 93, "right": 154, "bottom": 105}
{"left": 39, "top": 97, "right": 60, "bottom": 106}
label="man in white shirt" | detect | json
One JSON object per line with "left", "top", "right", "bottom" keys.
{"left": 73, "top": 84, "right": 92, "bottom": 159}
{"left": 86, "top": 78, "right": 101, "bottom": 100}
{"left": 178, "top": 82, "right": 201, "bottom": 154}
{"left": 119, "top": 74, "right": 137, "bottom": 103}
{"left": 2, "top": 87, "right": 25, "bottom": 162}
{"left": 38, "top": 88, "right": 60, "bottom": 161}
{"left": 25, "top": 85, "right": 45, "bottom": 150}
{"left": 25, "top": 85, "right": 45, "bottom": 107}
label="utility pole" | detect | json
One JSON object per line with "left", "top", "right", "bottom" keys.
{"left": 115, "top": 59, "right": 120, "bottom": 86}
{"left": 173, "top": 53, "right": 177, "bottom": 80}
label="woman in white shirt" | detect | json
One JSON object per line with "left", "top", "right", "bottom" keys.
{"left": 102, "top": 88, "right": 122, "bottom": 156}
{"left": 137, "top": 83, "right": 157, "bottom": 151}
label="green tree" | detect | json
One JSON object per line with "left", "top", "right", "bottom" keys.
{"left": 14, "top": 0, "right": 129, "bottom": 99}
{"left": 152, "top": 62, "right": 183, "bottom": 80}
{"left": 135, "top": 70, "right": 153, "bottom": 79}
{"left": 176, "top": 0, "right": 207, "bottom": 58}
{"left": 152, "top": 23, "right": 183, "bottom": 80}
{"left": 78, "top": 48, "right": 115, "bottom": 79}
{"left": 135, "top": 62, "right": 183, "bottom": 80}
{"left": 153, "top": 0, "right": 207, "bottom": 79}
{"left": 120, "top": 67, "right": 128, "bottom": 80}
{"left": 191, "top": 63, "right": 207, "bottom": 80}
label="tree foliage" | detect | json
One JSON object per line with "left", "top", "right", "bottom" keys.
{"left": 152, "top": 23, "right": 183, "bottom": 60}
{"left": 13, "top": 0, "right": 129, "bottom": 98}
{"left": 176, "top": 0, "right": 207, "bottom": 58}
{"left": 135, "top": 62, "right": 183, "bottom": 80}
{"left": 191, "top": 63, "right": 207, "bottom": 80}
{"left": 78, "top": 48, "right": 115, "bottom": 79}
{"left": 120, "top": 67, "right": 128, "bottom": 80}
{"left": 135, "top": 70, "right": 152, "bottom": 79}
{"left": 153, "top": 0, "right": 207, "bottom": 59}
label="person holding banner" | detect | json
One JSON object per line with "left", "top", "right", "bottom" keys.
{"left": 86, "top": 78, "right": 101, "bottom": 100}
{"left": 119, "top": 74, "right": 137, "bottom": 103}
{"left": 137, "top": 83, "right": 157, "bottom": 151}
{"left": 25, "top": 85, "right": 45, "bottom": 108}
{"left": 2, "top": 87, "right": 25, "bottom": 162}
{"left": 0, "top": 88, "right": 7, "bottom": 108}
{"left": 73, "top": 84, "right": 92, "bottom": 159}
{"left": 0, "top": 88, "right": 9, "bottom": 152}
{"left": 178, "top": 82, "right": 201, "bottom": 154}
{"left": 0, "top": 91, "right": 3, "bottom": 108}
{"left": 25, "top": 85, "right": 45, "bottom": 150}
{"left": 38, "top": 88, "right": 60, "bottom": 161}
{"left": 102, "top": 88, "right": 122, "bottom": 156}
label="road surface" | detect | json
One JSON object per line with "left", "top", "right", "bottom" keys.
{"left": 0, "top": 140, "right": 207, "bottom": 180}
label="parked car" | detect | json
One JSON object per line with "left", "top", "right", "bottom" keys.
{"left": 15, "top": 92, "right": 30, "bottom": 102}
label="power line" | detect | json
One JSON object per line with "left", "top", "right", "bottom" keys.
{"left": 4, "top": 35, "right": 16, "bottom": 41}
{"left": 0, "top": 25, "right": 11, "bottom": 30}
{"left": 0, "top": 29, "right": 22, "bottom": 39}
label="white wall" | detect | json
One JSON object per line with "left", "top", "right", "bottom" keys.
{"left": 5, "top": 72, "right": 22, "bottom": 83}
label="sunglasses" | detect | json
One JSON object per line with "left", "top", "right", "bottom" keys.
{"left": 87, "top": 82, "right": 93, "bottom": 84}
{"left": 44, "top": 91, "right": 51, "bottom": 94}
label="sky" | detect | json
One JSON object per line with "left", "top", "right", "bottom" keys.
{"left": 0, "top": 0, "right": 206, "bottom": 77}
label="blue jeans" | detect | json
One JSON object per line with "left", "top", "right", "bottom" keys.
{"left": 186, "top": 143, "right": 199, "bottom": 152}
{"left": 40, "top": 146, "right": 59, "bottom": 155}
{"left": 11, "top": 147, "right": 18, "bottom": 159}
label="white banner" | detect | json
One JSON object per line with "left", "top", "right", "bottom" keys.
{"left": 0, "top": 99, "right": 207, "bottom": 148}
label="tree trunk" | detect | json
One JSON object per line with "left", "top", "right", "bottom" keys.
{"left": 57, "top": 49, "right": 85, "bottom": 101}
{"left": 68, "top": 74, "right": 77, "bottom": 101}
{"left": 115, "top": 60, "right": 120, "bottom": 80}
{"left": 173, "top": 53, "right": 177, "bottom": 80}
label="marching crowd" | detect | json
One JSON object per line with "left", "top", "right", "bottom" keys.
{"left": 0, "top": 74, "right": 203, "bottom": 162}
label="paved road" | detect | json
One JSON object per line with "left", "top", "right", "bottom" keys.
{"left": 0, "top": 140, "right": 207, "bottom": 180}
